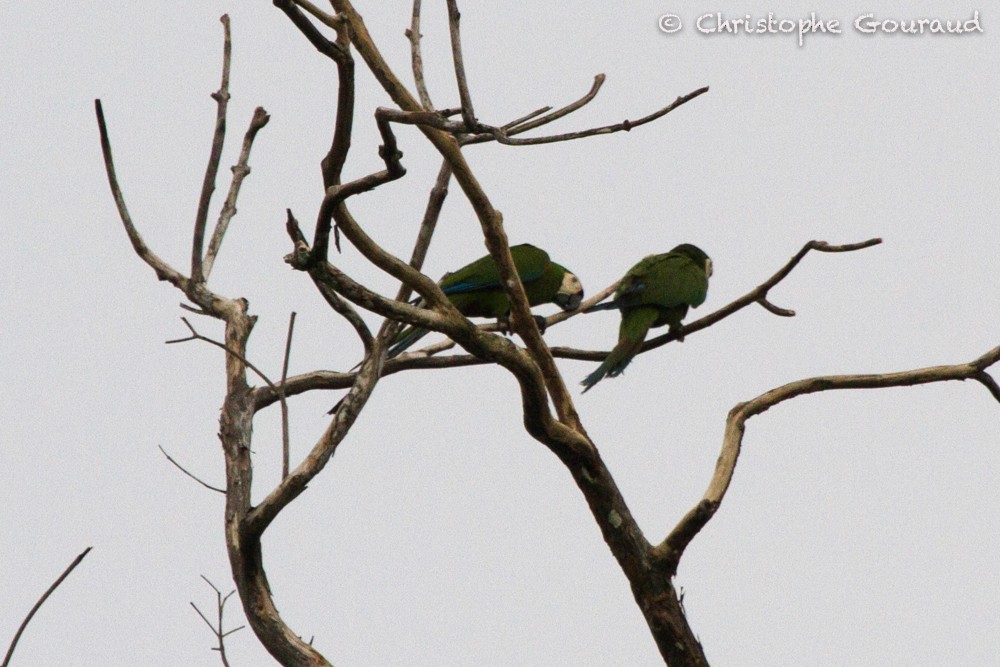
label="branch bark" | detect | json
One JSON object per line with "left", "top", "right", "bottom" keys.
{"left": 3, "top": 548, "right": 92, "bottom": 667}
{"left": 655, "top": 345, "right": 1000, "bottom": 571}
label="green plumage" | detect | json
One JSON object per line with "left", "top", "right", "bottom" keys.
{"left": 581, "top": 244, "right": 711, "bottom": 391}
{"left": 388, "top": 244, "right": 583, "bottom": 358}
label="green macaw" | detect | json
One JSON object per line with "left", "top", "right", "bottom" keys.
{"left": 581, "top": 243, "right": 711, "bottom": 392}
{"left": 387, "top": 243, "right": 584, "bottom": 358}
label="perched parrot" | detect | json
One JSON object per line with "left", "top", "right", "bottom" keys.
{"left": 387, "top": 243, "right": 584, "bottom": 358}
{"left": 581, "top": 243, "right": 711, "bottom": 392}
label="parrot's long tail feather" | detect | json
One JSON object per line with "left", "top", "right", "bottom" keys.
{"left": 387, "top": 326, "right": 429, "bottom": 359}
{"left": 580, "top": 308, "right": 657, "bottom": 392}
{"left": 584, "top": 299, "right": 621, "bottom": 313}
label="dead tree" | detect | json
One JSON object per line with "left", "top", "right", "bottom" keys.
{"left": 96, "top": 3, "right": 1000, "bottom": 665}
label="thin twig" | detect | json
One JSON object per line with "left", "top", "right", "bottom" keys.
{"left": 284, "top": 210, "right": 373, "bottom": 353}
{"left": 203, "top": 106, "right": 271, "bottom": 280}
{"left": 479, "top": 86, "right": 710, "bottom": 146}
{"left": 406, "top": 0, "right": 434, "bottom": 110}
{"left": 757, "top": 297, "right": 795, "bottom": 317}
{"left": 191, "top": 576, "right": 245, "bottom": 667}
{"left": 373, "top": 159, "right": 454, "bottom": 363}
{"left": 2, "top": 547, "right": 92, "bottom": 667}
{"left": 445, "top": 0, "right": 477, "bottom": 129}
{"left": 398, "top": 160, "right": 452, "bottom": 304}
{"left": 463, "top": 74, "right": 606, "bottom": 145}
{"left": 192, "top": 15, "right": 233, "bottom": 284}
{"left": 975, "top": 370, "right": 1000, "bottom": 403}
{"left": 95, "top": 100, "right": 188, "bottom": 289}
{"left": 378, "top": 82, "right": 705, "bottom": 150}
{"left": 166, "top": 317, "right": 279, "bottom": 392}
{"left": 280, "top": 312, "right": 297, "bottom": 479}
{"left": 158, "top": 445, "right": 226, "bottom": 494}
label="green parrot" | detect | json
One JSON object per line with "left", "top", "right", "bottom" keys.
{"left": 581, "top": 243, "right": 711, "bottom": 392}
{"left": 387, "top": 243, "right": 584, "bottom": 358}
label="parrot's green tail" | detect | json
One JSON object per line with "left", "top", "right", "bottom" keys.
{"left": 580, "top": 308, "right": 658, "bottom": 392}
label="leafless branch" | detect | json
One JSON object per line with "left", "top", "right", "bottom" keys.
{"left": 406, "top": 0, "right": 434, "bottom": 110}
{"left": 309, "top": 106, "right": 407, "bottom": 261}
{"left": 275, "top": 0, "right": 354, "bottom": 252}
{"left": 291, "top": 0, "right": 344, "bottom": 30}
{"left": 280, "top": 312, "right": 296, "bottom": 479}
{"left": 975, "top": 370, "right": 1000, "bottom": 403}
{"left": 500, "top": 74, "right": 605, "bottom": 136}
{"left": 462, "top": 73, "right": 607, "bottom": 147}
{"left": 245, "top": 335, "right": 393, "bottom": 539}
{"left": 158, "top": 445, "right": 226, "bottom": 494}
{"left": 106, "top": 13, "right": 326, "bottom": 664}
{"left": 655, "top": 344, "right": 1000, "bottom": 572}
{"left": 490, "top": 86, "right": 710, "bottom": 145}
{"left": 445, "top": 0, "right": 477, "bottom": 129}
{"left": 2, "top": 547, "right": 92, "bottom": 667}
{"left": 95, "top": 100, "right": 189, "bottom": 289}
{"left": 757, "top": 296, "right": 794, "bottom": 317}
{"left": 372, "top": 159, "right": 454, "bottom": 363}
{"left": 166, "top": 317, "right": 279, "bottom": 392}
{"left": 402, "top": 160, "right": 452, "bottom": 298}
{"left": 203, "top": 106, "right": 270, "bottom": 280}
{"left": 367, "top": 82, "right": 706, "bottom": 151}
{"left": 192, "top": 15, "right": 232, "bottom": 284}
{"left": 191, "top": 576, "right": 245, "bottom": 667}
{"left": 285, "top": 213, "right": 452, "bottom": 333}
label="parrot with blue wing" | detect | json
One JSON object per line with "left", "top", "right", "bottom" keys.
{"left": 387, "top": 243, "right": 584, "bottom": 358}
{"left": 581, "top": 243, "right": 711, "bottom": 392}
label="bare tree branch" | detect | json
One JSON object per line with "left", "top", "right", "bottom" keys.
{"left": 245, "top": 335, "right": 392, "bottom": 539}
{"left": 406, "top": 0, "right": 434, "bottom": 110}
{"left": 654, "top": 344, "right": 1000, "bottom": 571}
{"left": 3, "top": 547, "right": 92, "bottom": 667}
{"left": 291, "top": 0, "right": 344, "bottom": 30}
{"left": 280, "top": 312, "right": 297, "bottom": 479}
{"left": 275, "top": 0, "right": 354, "bottom": 252}
{"left": 158, "top": 445, "right": 226, "bottom": 494}
{"left": 309, "top": 105, "right": 407, "bottom": 261}
{"left": 203, "top": 106, "right": 270, "bottom": 280}
{"left": 95, "top": 100, "right": 189, "bottom": 290}
{"left": 285, "top": 214, "right": 454, "bottom": 333}
{"left": 975, "top": 370, "right": 1000, "bottom": 403}
{"left": 104, "top": 15, "right": 331, "bottom": 665}
{"left": 191, "top": 576, "right": 245, "bottom": 667}
{"left": 192, "top": 15, "right": 232, "bottom": 284}
{"left": 375, "top": 82, "right": 707, "bottom": 148}
{"left": 486, "top": 86, "right": 709, "bottom": 146}
{"left": 167, "top": 317, "right": 278, "bottom": 391}
{"left": 493, "top": 74, "right": 604, "bottom": 137}
{"left": 445, "top": 0, "right": 477, "bottom": 130}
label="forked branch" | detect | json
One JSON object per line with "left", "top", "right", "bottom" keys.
{"left": 655, "top": 344, "right": 1000, "bottom": 571}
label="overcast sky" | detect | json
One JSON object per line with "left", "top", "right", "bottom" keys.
{"left": 3, "top": 1, "right": 998, "bottom": 665}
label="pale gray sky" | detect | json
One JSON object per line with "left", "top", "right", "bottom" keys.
{"left": 3, "top": 1, "right": 998, "bottom": 665}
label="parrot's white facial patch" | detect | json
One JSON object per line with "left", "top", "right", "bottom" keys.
{"left": 555, "top": 272, "right": 584, "bottom": 311}
{"left": 560, "top": 272, "right": 583, "bottom": 296}
{"left": 705, "top": 258, "right": 713, "bottom": 277}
